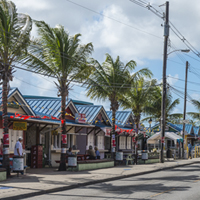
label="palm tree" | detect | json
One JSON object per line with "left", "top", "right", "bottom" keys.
{"left": 143, "top": 88, "right": 182, "bottom": 124}
{"left": 187, "top": 99, "right": 200, "bottom": 125}
{"left": 0, "top": 0, "right": 32, "bottom": 175}
{"left": 23, "top": 21, "right": 93, "bottom": 171}
{"left": 85, "top": 54, "right": 152, "bottom": 153}
{"left": 119, "top": 77, "right": 156, "bottom": 163}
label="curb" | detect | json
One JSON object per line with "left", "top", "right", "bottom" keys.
{"left": 1, "top": 160, "right": 200, "bottom": 200}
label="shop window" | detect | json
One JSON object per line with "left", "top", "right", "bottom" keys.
{"left": 67, "top": 134, "right": 76, "bottom": 149}
{"left": 97, "top": 135, "right": 104, "bottom": 150}
{"left": 88, "top": 133, "right": 94, "bottom": 148}
{"left": 127, "top": 137, "right": 131, "bottom": 149}
{"left": 119, "top": 136, "right": 126, "bottom": 149}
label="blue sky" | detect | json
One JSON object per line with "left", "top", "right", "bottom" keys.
{"left": 10, "top": 0, "right": 200, "bottom": 122}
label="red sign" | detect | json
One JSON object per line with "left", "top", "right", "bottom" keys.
{"left": 3, "top": 134, "right": 9, "bottom": 145}
{"left": 62, "top": 134, "right": 67, "bottom": 144}
{"left": 112, "top": 134, "right": 116, "bottom": 147}
{"left": 75, "top": 113, "right": 86, "bottom": 124}
{"left": 161, "top": 137, "right": 165, "bottom": 143}
{"left": 132, "top": 137, "right": 136, "bottom": 143}
{"left": 106, "top": 129, "right": 111, "bottom": 136}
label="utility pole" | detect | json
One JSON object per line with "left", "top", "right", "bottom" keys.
{"left": 182, "top": 61, "right": 189, "bottom": 158}
{"left": 160, "top": 1, "right": 169, "bottom": 163}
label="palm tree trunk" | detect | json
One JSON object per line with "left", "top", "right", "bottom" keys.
{"left": 58, "top": 89, "right": 67, "bottom": 171}
{"left": 135, "top": 116, "right": 140, "bottom": 165}
{"left": 110, "top": 110, "right": 116, "bottom": 154}
{"left": 135, "top": 122, "right": 139, "bottom": 165}
{"left": 2, "top": 77, "right": 10, "bottom": 176}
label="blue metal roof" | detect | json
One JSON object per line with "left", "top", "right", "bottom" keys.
{"left": 72, "top": 99, "right": 93, "bottom": 106}
{"left": 76, "top": 105, "right": 110, "bottom": 125}
{"left": 193, "top": 127, "right": 199, "bottom": 135}
{"left": 0, "top": 87, "right": 18, "bottom": 105}
{"left": 0, "top": 87, "right": 35, "bottom": 116}
{"left": 106, "top": 111, "right": 133, "bottom": 127}
{"left": 25, "top": 97, "right": 72, "bottom": 118}
{"left": 174, "top": 124, "right": 193, "bottom": 134}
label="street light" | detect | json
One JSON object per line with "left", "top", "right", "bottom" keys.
{"left": 161, "top": 47, "right": 190, "bottom": 163}
{"left": 167, "top": 49, "right": 190, "bottom": 56}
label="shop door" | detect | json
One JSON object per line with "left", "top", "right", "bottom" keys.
{"left": 76, "top": 135, "right": 87, "bottom": 154}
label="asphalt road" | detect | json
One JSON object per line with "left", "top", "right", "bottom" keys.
{"left": 25, "top": 163, "right": 200, "bottom": 200}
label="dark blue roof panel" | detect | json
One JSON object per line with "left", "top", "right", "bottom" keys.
{"left": 106, "top": 111, "right": 133, "bottom": 126}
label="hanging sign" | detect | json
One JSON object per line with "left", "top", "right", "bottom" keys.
{"left": 75, "top": 113, "right": 86, "bottom": 124}
{"left": 51, "top": 130, "right": 58, "bottom": 135}
{"left": 112, "top": 134, "right": 116, "bottom": 147}
{"left": 13, "top": 122, "right": 27, "bottom": 131}
{"left": 3, "top": 134, "right": 9, "bottom": 145}
{"left": 62, "top": 134, "right": 67, "bottom": 144}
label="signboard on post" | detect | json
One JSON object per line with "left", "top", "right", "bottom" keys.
{"left": 75, "top": 113, "right": 86, "bottom": 124}
{"left": 13, "top": 122, "right": 27, "bottom": 131}
{"left": 112, "top": 134, "right": 116, "bottom": 147}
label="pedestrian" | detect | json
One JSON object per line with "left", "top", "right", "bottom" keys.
{"left": 14, "top": 137, "right": 23, "bottom": 157}
{"left": 66, "top": 147, "right": 73, "bottom": 155}
{"left": 94, "top": 146, "right": 100, "bottom": 159}
{"left": 88, "top": 145, "right": 96, "bottom": 159}
{"left": 188, "top": 142, "right": 192, "bottom": 159}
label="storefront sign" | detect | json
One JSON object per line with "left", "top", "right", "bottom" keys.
{"left": 75, "top": 113, "right": 86, "bottom": 124}
{"left": 13, "top": 122, "right": 27, "bottom": 131}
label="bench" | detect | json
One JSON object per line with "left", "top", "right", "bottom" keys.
{"left": 124, "top": 154, "right": 134, "bottom": 165}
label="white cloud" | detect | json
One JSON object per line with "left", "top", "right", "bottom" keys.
{"left": 167, "top": 74, "right": 179, "bottom": 86}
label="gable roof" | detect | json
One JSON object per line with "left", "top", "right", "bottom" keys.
{"left": 174, "top": 124, "right": 193, "bottom": 134}
{"left": 24, "top": 96, "right": 78, "bottom": 118}
{"left": 0, "top": 87, "right": 35, "bottom": 116}
{"left": 193, "top": 126, "right": 200, "bottom": 136}
{"left": 76, "top": 105, "right": 111, "bottom": 125}
{"left": 106, "top": 111, "right": 134, "bottom": 127}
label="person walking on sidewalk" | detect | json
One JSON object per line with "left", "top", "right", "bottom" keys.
{"left": 14, "top": 137, "right": 23, "bottom": 156}
{"left": 188, "top": 142, "right": 192, "bottom": 159}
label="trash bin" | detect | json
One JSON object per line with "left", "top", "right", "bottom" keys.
{"left": 142, "top": 150, "right": 148, "bottom": 160}
{"left": 13, "top": 156, "right": 24, "bottom": 172}
{"left": 68, "top": 155, "right": 77, "bottom": 167}
{"left": 116, "top": 152, "right": 123, "bottom": 160}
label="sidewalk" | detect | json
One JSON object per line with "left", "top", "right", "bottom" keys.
{"left": 0, "top": 158, "right": 200, "bottom": 200}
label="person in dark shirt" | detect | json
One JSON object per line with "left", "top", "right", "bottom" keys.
{"left": 66, "top": 147, "right": 73, "bottom": 155}
{"left": 88, "top": 145, "right": 96, "bottom": 159}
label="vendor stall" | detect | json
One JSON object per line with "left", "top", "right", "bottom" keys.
{"left": 147, "top": 131, "right": 182, "bottom": 148}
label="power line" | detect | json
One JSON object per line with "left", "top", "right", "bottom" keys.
{"left": 14, "top": 77, "right": 57, "bottom": 92}
{"left": 167, "top": 75, "right": 200, "bottom": 86}
{"left": 1, "top": 61, "right": 161, "bottom": 89}
{"left": 65, "top": 0, "right": 162, "bottom": 39}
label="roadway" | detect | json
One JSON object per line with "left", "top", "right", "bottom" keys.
{"left": 25, "top": 163, "right": 200, "bottom": 200}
